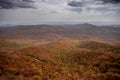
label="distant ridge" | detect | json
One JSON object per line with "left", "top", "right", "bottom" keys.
{"left": 0, "top": 24, "right": 120, "bottom": 42}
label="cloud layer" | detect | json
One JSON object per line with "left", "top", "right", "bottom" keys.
{"left": 0, "top": 0, "right": 120, "bottom": 24}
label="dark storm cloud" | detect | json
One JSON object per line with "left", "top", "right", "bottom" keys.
{"left": 101, "top": 0, "right": 120, "bottom": 4}
{"left": 0, "top": 0, "right": 35, "bottom": 9}
{"left": 68, "top": 1, "right": 84, "bottom": 7}
{"left": 68, "top": 0, "right": 120, "bottom": 7}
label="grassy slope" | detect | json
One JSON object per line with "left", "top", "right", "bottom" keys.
{"left": 0, "top": 39, "right": 120, "bottom": 80}
{"left": 0, "top": 39, "right": 26, "bottom": 49}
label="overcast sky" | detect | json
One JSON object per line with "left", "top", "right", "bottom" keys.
{"left": 0, "top": 0, "right": 120, "bottom": 25}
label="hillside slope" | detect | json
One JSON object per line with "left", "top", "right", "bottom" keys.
{"left": 0, "top": 39, "right": 120, "bottom": 80}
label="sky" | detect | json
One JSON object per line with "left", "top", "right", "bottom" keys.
{"left": 0, "top": 0, "right": 120, "bottom": 25}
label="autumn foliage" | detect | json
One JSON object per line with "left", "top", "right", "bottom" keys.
{"left": 0, "top": 39, "right": 120, "bottom": 80}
